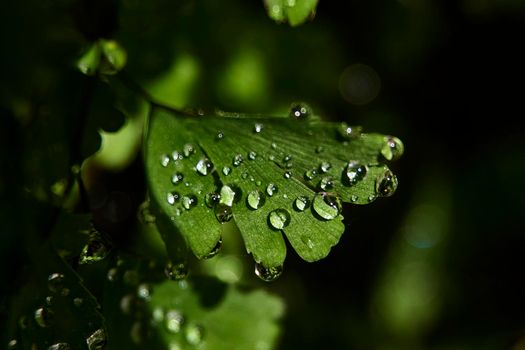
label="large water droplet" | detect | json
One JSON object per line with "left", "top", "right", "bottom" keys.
{"left": 380, "top": 136, "right": 404, "bottom": 161}
{"left": 248, "top": 151, "right": 257, "bottom": 160}
{"left": 319, "top": 177, "right": 334, "bottom": 190}
{"left": 47, "top": 273, "right": 65, "bottom": 293}
{"left": 79, "top": 237, "right": 111, "bottom": 265}
{"left": 185, "top": 323, "right": 205, "bottom": 345}
{"left": 48, "top": 343, "right": 71, "bottom": 350}
{"left": 165, "top": 262, "right": 188, "bottom": 280}
{"left": 289, "top": 103, "right": 311, "bottom": 120}
{"left": 266, "top": 183, "right": 278, "bottom": 197}
{"left": 268, "top": 209, "right": 291, "bottom": 230}
{"left": 222, "top": 166, "right": 231, "bottom": 176}
{"left": 183, "top": 144, "right": 195, "bottom": 157}
{"left": 376, "top": 169, "right": 398, "bottom": 197}
{"left": 254, "top": 123, "right": 263, "bottom": 133}
{"left": 304, "top": 169, "right": 318, "bottom": 181}
{"left": 338, "top": 122, "right": 362, "bottom": 139}
{"left": 247, "top": 190, "right": 266, "bottom": 210}
{"left": 167, "top": 191, "right": 181, "bottom": 205}
{"left": 34, "top": 307, "right": 53, "bottom": 328}
{"left": 182, "top": 195, "right": 197, "bottom": 210}
{"left": 255, "top": 262, "right": 283, "bottom": 282}
{"left": 165, "top": 310, "right": 185, "bottom": 333}
{"left": 86, "top": 328, "right": 107, "bottom": 350}
{"left": 196, "top": 158, "right": 213, "bottom": 176}
{"left": 161, "top": 154, "right": 170, "bottom": 167}
{"left": 203, "top": 239, "right": 222, "bottom": 259}
{"left": 312, "top": 192, "right": 342, "bottom": 220}
{"left": 345, "top": 161, "right": 368, "bottom": 186}
{"left": 205, "top": 192, "right": 221, "bottom": 208}
{"left": 294, "top": 196, "right": 311, "bottom": 211}
{"left": 171, "top": 173, "right": 184, "bottom": 184}
{"left": 214, "top": 203, "right": 233, "bottom": 223}
{"left": 232, "top": 154, "right": 244, "bottom": 167}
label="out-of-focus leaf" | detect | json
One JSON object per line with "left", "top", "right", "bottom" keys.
{"left": 264, "top": 0, "right": 318, "bottom": 26}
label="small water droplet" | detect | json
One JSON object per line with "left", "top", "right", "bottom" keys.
{"left": 203, "top": 239, "right": 222, "bottom": 259}
{"left": 185, "top": 323, "right": 205, "bottom": 345}
{"left": 247, "top": 190, "right": 266, "bottom": 210}
{"left": 304, "top": 169, "right": 318, "bottom": 181}
{"left": 34, "top": 307, "right": 53, "bottom": 327}
{"left": 182, "top": 195, "right": 197, "bottom": 210}
{"left": 196, "top": 158, "right": 213, "bottom": 176}
{"left": 338, "top": 122, "right": 362, "bottom": 139}
{"left": 345, "top": 161, "right": 368, "bottom": 186}
{"left": 79, "top": 237, "right": 111, "bottom": 265}
{"left": 137, "top": 283, "right": 151, "bottom": 300}
{"left": 48, "top": 343, "right": 71, "bottom": 350}
{"left": 248, "top": 151, "right": 257, "bottom": 160}
{"left": 171, "top": 150, "right": 182, "bottom": 161}
{"left": 255, "top": 262, "right": 283, "bottom": 282}
{"left": 216, "top": 131, "right": 224, "bottom": 140}
{"left": 165, "top": 262, "right": 188, "bottom": 280}
{"left": 183, "top": 144, "right": 195, "bottom": 157}
{"left": 271, "top": 142, "right": 277, "bottom": 150}
{"left": 165, "top": 310, "right": 185, "bottom": 333}
{"left": 205, "top": 192, "right": 221, "bottom": 208}
{"left": 283, "top": 154, "right": 292, "bottom": 163}
{"left": 215, "top": 203, "right": 233, "bottom": 223}
{"left": 86, "top": 328, "right": 107, "bottom": 350}
{"left": 161, "top": 154, "right": 170, "bottom": 167}
{"left": 320, "top": 161, "right": 332, "bottom": 173}
{"left": 350, "top": 194, "right": 358, "bottom": 202}
{"left": 315, "top": 146, "right": 324, "bottom": 153}
{"left": 138, "top": 200, "right": 156, "bottom": 224}
{"left": 380, "top": 136, "right": 404, "bottom": 161}
{"left": 171, "top": 172, "right": 184, "bottom": 184}
{"left": 73, "top": 297, "right": 83, "bottom": 307}
{"left": 254, "top": 123, "right": 263, "bottom": 133}
{"left": 289, "top": 103, "right": 311, "bottom": 119}
{"left": 294, "top": 196, "right": 311, "bottom": 211}
{"left": 266, "top": 183, "right": 278, "bottom": 197}
{"left": 232, "top": 154, "right": 244, "bottom": 167}
{"left": 312, "top": 192, "right": 342, "bottom": 220}
{"left": 268, "top": 209, "right": 291, "bottom": 230}
{"left": 376, "top": 169, "right": 398, "bottom": 197}
{"left": 222, "top": 166, "right": 231, "bottom": 176}
{"left": 319, "top": 177, "right": 334, "bottom": 190}
{"left": 284, "top": 171, "right": 292, "bottom": 179}
{"left": 242, "top": 171, "right": 249, "bottom": 179}
{"left": 48, "top": 273, "right": 65, "bottom": 293}
{"left": 167, "top": 191, "right": 181, "bottom": 205}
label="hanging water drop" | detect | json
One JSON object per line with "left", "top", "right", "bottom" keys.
{"left": 165, "top": 310, "right": 185, "bottom": 333}
{"left": 247, "top": 190, "right": 266, "bottom": 210}
{"left": 241, "top": 171, "right": 249, "bottom": 179}
{"left": 338, "top": 122, "right": 362, "bottom": 140}
{"left": 319, "top": 177, "right": 334, "bottom": 190}
{"left": 196, "top": 158, "right": 213, "bottom": 176}
{"left": 171, "top": 172, "right": 184, "bottom": 185}
{"left": 289, "top": 103, "right": 311, "bottom": 120}
{"left": 167, "top": 191, "right": 181, "bottom": 205}
{"left": 161, "top": 154, "right": 170, "bottom": 167}
{"left": 320, "top": 161, "right": 332, "bottom": 173}
{"left": 205, "top": 192, "right": 221, "bottom": 208}
{"left": 165, "top": 262, "right": 188, "bottom": 280}
{"left": 268, "top": 209, "right": 291, "bottom": 229}
{"left": 185, "top": 323, "right": 205, "bottom": 345}
{"left": 294, "top": 196, "right": 310, "bottom": 211}
{"left": 203, "top": 239, "right": 222, "bottom": 259}
{"left": 345, "top": 161, "right": 368, "bottom": 186}
{"left": 254, "top": 123, "right": 263, "bottom": 133}
{"left": 222, "top": 166, "right": 231, "bottom": 176}
{"left": 376, "top": 169, "right": 398, "bottom": 197}
{"left": 86, "top": 328, "right": 107, "bottom": 350}
{"left": 380, "top": 136, "right": 404, "bottom": 161}
{"left": 34, "top": 307, "right": 53, "bottom": 328}
{"left": 312, "top": 192, "right": 342, "bottom": 220}
{"left": 266, "top": 183, "right": 278, "bottom": 197}
{"left": 47, "top": 272, "right": 65, "bottom": 293}
{"left": 232, "top": 154, "right": 244, "bottom": 167}
{"left": 183, "top": 144, "right": 195, "bottom": 157}
{"left": 255, "top": 262, "right": 283, "bottom": 282}
{"left": 181, "top": 195, "right": 197, "bottom": 210}
{"left": 248, "top": 151, "right": 257, "bottom": 160}
{"left": 304, "top": 169, "right": 318, "bottom": 181}
{"left": 214, "top": 203, "right": 233, "bottom": 223}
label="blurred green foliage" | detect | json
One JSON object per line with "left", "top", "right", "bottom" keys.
{"left": 1, "top": 0, "right": 525, "bottom": 349}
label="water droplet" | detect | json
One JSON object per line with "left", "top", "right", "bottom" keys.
{"left": 376, "top": 169, "right": 398, "bottom": 197}
{"left": 232, "top": 154, "right": 244, "bottom": 167}
{"left": 73, "top": 297, "right": 83, "bottom": 307}
{"left": 271, "top": 142, "right": 277, "bottom": 150}
{"left": 203, "top": 239, "right": 222, "bottom": 259}
{"left": 304, "top": 169, "right": 318, "bottom": 181}
{"left": 185, "top": 323, "right": 205, "bottom": 345}
{"left": 47, "top": 273, "right": 65, "bottom": 293}
{"left": 241, "top": 171, "right": 249, "bottom": 179}
{"left": 315, "top": 146, "right": 324, "bottom": 153}
{"left": 48, "top": 343, "right": 71, "bottom": 350}
{"left": 247, "top": 190, "right": 266, "bottom": 210}
{"left": 289, "top": 103, "right": 311, "bottom": 120}
{"left": 266, "top": 183, "right": 278, "bottom": 197}
{"left": 319, "top": 177, "right": 334, "bottom": 190}
{"left": 283, "top": 154, "right": 292, "bottom": 163}
{"left": 338, "top": 122, "right": 362, "bottom": 139}
{"left": 86, "top": 328, "right": 107, "bottom": 350}
{"left": 268, "top": 209, "right": 291, "bottom": 229}
{"left": 137, "top": 283, "right": 151, "bottom": 300}
{"left": 254, "top": 123, "right": 263, "bottom": 133}
{"left": 302, "top": 236, "right": 314, "bottom": 249}
{"left": 255, "top": 262, "right": 283, "bottom": 282}
{"left": 248, "top": 151, "right": 257, "bottom": 160}
{"left": 161, "top": 154, "right": 170, "bottom": 167}
{"left": 320, "top": 161, "right": 332, "bottom": 173}
{"left": 79, "top": 237, "right": 111, "bottom": 265}
{"left": 165, "top": 310, "right": 184, "bottom": 333}
{"left": 182, "top": 195, "right": 197, "bottom": 210}
{"left": 215, "top": 203, "right": 233, "bottom": 223}
{"left": 294, "top": 196, "right": 311, "bottom": 211}
{"left": 7, "top": 339, "right": 18, "bottom": 349}
{"left": 312, "top": 192, "right": 342, "bottom": 220}
{"left": 350, "top": 194, "right": 358, "bottom": 202}
{"left": 216, "top": 131, "right": 224, "bottom": 140}
{"left": 183, "top": 144, "right": 195, "bottom": 157}
{"left": 165, "top": 262, "right": 188, "bottom": 280}
{"left": 222, "top": 166, "right": 231, "bottom": 176}
{"left": 284, "top": 171, "right": 292, "bottom": 179}
{"left": 167, "top": 191, "right": 181, "bottom": 205}
{"left": 171, "top": 172, "right": 184, "bottom": 184}
{"left": 34, "top": 307, "right": 53, "bottom": 327}
{"left": 45, "top": 296, "right": 53, "bottom": 306}
{"left": 205, "top": 192, "right": 221, "bottom": 208}
{"left": 171, "top": 150, "right": 182, "bottom": 161}
{"left": 380, "top": 136, "right": 404, "bottom": 161}
{"left": 345, "top": 161, "right": 368, "bottom": 186}
{"left": 196, "top": 158, "right": 213, "bottom": 176}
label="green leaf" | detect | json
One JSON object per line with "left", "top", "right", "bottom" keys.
{"left": 264, "top": 0, "right": 319, "bottom": 26}
{"left": 145, "top": 106, "right": 403, "bottom": 275}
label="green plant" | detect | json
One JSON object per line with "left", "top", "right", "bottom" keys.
{"left": 1, "top": 1, "right": 403, "bottom": 349}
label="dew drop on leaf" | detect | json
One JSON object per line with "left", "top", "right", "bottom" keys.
{"left": 283, "top": 171, "right": 292, "bottom": 179}
{"left": 320, "top": 161, "right": 332, "bottom": 173}
{"left": 220, "top": 184, "right": 241, "bottom": 206}
{"left": 205, "top": 192, "right": 221, "bottom": 208}
{"left": 167, "top": 191, "right": 181, "bottom": 205}
{"left": 254, "top": 123, "right": 264, "bottom": 133}
{"left": 350, "top": 195, "right": 358, "bottom": 202}
{"left": 255, "top": 262, "right": 283, "bottom": 282}
{"left": 222, "top": 166, "right": 232, "bottom": 176}
{"left": 345, "top": 161, "right": 368, "bottom": 186}
{"left": 289, "top": 103, "right": 311, "bottom": 120}
{"left": 203, "top": 238, "right": 222, "bottom": 259}
{"left": 195, "top": 158, "right": 213, "bottom": 176}
{"left": 171, "top": 150, "right": 182, "bottom": 161}
{"left": 312, "top": 192, "right": 342, "bottom": 220}
{"left": 294, "top": 196, "right": 311, "bottom": 211}
{"left": 304, "top": 169, "right": 318, "bottom": 181}
{"left": 165, "top": 262, "right": 188, "bottom": 280}
{"left": 185, "top": 323, "right": 205, "bottom": 345}
{"left": 171, "top": 172, "right": 184, "bottom": 185}
{"left": 376, "top": 169, "right": 398, "bottom": 197}
{"left": 79, "top": 238, "right": 111, "bottom": 265}
{"left": 165, "top": 310, "right": 185, "bottom": 333}
{"left": 137, "top": 283, "right": 151, "bottom": 300}
{"left": 266, "top": 183, "right": 278, "bottom": 197}
{"left": 380, "top": 136, "right": 404, "bottom": 161}
{"left": 86, "top": 328, "right": 107, "bottom": 350}
{"left": 216, "top": 131, "right": 224, "bottom": 140}
{"left": 319, "top": 177, "right": 334, "bottom": 191}
{"left": 338, "top": 122, "right": 362, "bottom": 140}
{"left": 161, "top": 154, "right": 170, "bottom": 167}
{"left": 48, "top": 343, "right": 71, "bottom": 350}
{"left": 283, "top": 154, "right": 292, "bottom": 163}
{"left": 181, "top": 195, "right": 197, "bottom": 210}
{"left": 34, "top": 307, "right": 53, "bottom": 328}
{"left": 315, "top": 146, "right": 324, "bottom": 153}
{"left": 215, "top": 203, "right": 233, "bottom": 223}
{"left": 268, "top": 209, "right": 291, "bottom": 229}
{"left": 232, "top": 154, "right": 244, "bottom": 167}
{"left": 248, "top": 151, "right": 257, "bottom": 160}
{"left": 47, "top": 273, "right": 65, "bottom": 293}
{"left": 183, "top": 143, "right": 195, "bottom": 157}
{"left": 247, "top": 190, "right": 266, "bottom": 210}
